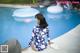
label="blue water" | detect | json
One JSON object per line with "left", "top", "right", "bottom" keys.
{"left": 0, "top": 7, "right": 80, "bottom": 48}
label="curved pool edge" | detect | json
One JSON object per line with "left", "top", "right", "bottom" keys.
{"left": 0, "top": 4, "right": 38, "bottom": 8}
{"left": 51, "top": 24, "right": 80, "bottom": 49}
{"left": 22, "top": 24, "right": 80, "bottom": 53}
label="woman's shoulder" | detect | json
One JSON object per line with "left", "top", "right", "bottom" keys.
{"left": 33, "top": 26, "right": 40, "bottom": 31}
{"left": 33, "top": 25, "right": 48, "bottom": 30}
{"left": 33, "top": 25, "right": 39, "bottom": 28}
{"left": 44, "top": 26, "right": 48, "bottom": 29}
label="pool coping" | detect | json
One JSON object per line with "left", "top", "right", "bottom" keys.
{"left": 0, "top": 4, "right": 39, "bottom": 8}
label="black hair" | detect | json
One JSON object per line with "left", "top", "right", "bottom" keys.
{"left": 35, "top": 13, "right": 48, "bottom": 28}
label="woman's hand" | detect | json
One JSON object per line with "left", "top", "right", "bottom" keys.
{"left": 31, "top": 43, "right": 34, "bottom": 48}
{"left": 48, "top": 41, "right": 54, "bottom": 45}
{"left": 31, "top": 42, "right": 37, "bottom": 51}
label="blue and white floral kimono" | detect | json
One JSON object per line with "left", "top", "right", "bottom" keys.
{"left": 29, "top": 25, "right": 50, "bottom": 51}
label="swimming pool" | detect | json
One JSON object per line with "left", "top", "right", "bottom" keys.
{"left": 0, "top": 7, "right": 80, "bottom": 48}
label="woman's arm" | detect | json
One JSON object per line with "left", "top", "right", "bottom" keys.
{"left": 47, "top": 33, "right": 54, "bottom": 45}
{"left": 46, "top": 28, "right": 53, "bottom": 45}
{"left": 29, "top": 28, "right": 35, "bottom": 47}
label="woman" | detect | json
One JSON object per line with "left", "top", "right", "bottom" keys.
{"left": 29, "top": 13, "right": 53, "bottom": 51}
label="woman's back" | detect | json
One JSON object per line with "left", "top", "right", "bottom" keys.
{"left": 31, "top": 26, "right": 49, "bottom": 51}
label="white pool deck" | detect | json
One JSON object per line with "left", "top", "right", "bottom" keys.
{"left": 22, "top": 24, "right": 80, "bottom": 53}
{"left": 0, "top": 4, "right": 37, "bottom": 8}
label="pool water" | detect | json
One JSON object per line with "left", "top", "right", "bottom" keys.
{"left": 0, "top": 7, "right": 80, "bottom": 48}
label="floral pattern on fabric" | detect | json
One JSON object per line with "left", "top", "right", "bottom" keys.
{"left": 29, "top": 26, "right": 50, "bottom": 51}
